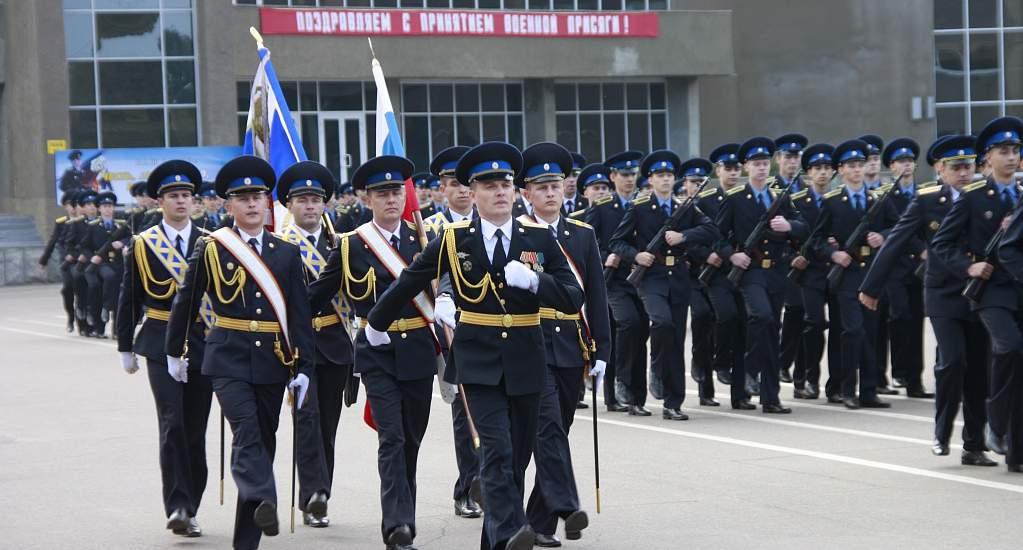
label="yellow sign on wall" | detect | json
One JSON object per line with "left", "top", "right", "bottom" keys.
{"left": 47, "top": 139, "right": 68, "bottom": 155}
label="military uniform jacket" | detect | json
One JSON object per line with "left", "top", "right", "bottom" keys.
{"left": 888, "top": 182, "right": 930, "bottom": 283}
{"left": 366, "top": 217, "right": 584, "bottom": 396}
{"left": 65, "top": 216, "right": 94, "bottom": 258}
{"left": 310, "top": 222, "right": 433, "bottom": 381}
{"left": 791, "top": 188, "right": 830, "bottom": 289}
{"left": 338, "top": 203, "right": 373, "bottom": 233}
{"left": 609, "top": 194, "right": 719, "bottom": 302}
{"left": 522, "top": 214, "right": 612, "bottom": 369}
{"left": 584, "top": 193, "right": 633, "bottom": 283}
{"left": 419, "top": 202, "right": 438, "bottom": 220}
{"left": 116, "top": 222, "right": 206, "bottom": 364}
{"left": 291, "top": 230, "right": 354, "bottom": 368}
{"left": 810, "top": 185, "right": 898, "bottom": 291}
{"left": 40, "top": 217, "right": 69, "bottom": 265}
{"left": 860, "top": 184, "right": 970, "bottom": 319}
{"left": 715, "top": 183, "right": 809, "bottom": 273}
{"left": 83, "top": 217, "right": 127, "bottom": 263}
{"left": 96, "top": 208, "right": 146, "bottom": 258}
{"left": 933, "top": 177, "right": 1023, "bottom": 311}
{"left": 166, "top": 231, "right": 315, "bottom": 384}
{"left": 562, "top": 195, "right": 589, "bottom": 217}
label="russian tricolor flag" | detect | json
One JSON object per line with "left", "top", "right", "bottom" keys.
{"left": 371, "top": 55, "right": 421, "bottom": 222}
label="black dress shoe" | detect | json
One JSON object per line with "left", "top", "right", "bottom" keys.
{"left": 469, "top": 478, "right": 484, "bottom": 512}
{"left": 716, "top": 371, "right": 732, "bottom": 385}
{"left": 762, "top": 403, "right": 792, "bottom": 414}
{"left": 893, "top": 378, "right": 908, "bottom": 388}
{"left": 166, "top": 508, "right": 189, "bottom": 532}
{"left": 506, "top": 525, "right": 537, "bottom": 550}
{"left": 306, "top": 491, "right": 328, "bottom": 519}
{"left": 173, "top": 516, "right": 201, "bottom": 537}
{"left": 779, "top": 369, "right": 793, "bottom": 383}
{"left": 985, "top": 425, "right": 1008, "bottom": 455}
{"left": 793, "top": 387, "right": 814, "bottom": 399}
{"left": 843, "top": 397, "right": 861, "bottom": 410}
{"left": 876, "top": 385, "right": 899, "bottom": 395}
{"left": 931, "top": 440, "right": 950, "bottom": 456}
{"left": 253, "top": 501, "right": 279, "bottom": 536}
{"left": 606, "top": 403, "right": 629, "bottom": 413}
{"left": 961, "top": 450, "right": 997, "bottom": 466}
{"left": 302, "top": 512, "right": 325, "bottom": 528}
{"left": 386, "top": 525, "right": 414, "bottom": 547}
{"left": 454, "top": 497, "right": 482, "bottom": 519}
{"left": 906, "top": 388, "right": 935, "bottom": 398}
{"left": 859, "top": 398, "right": 891, "bottom": 408}
{"left": 563, "top": 510, "right": 588, "bottom": 540}
{"left": 699, "top": 397, "right": 720, "bottom": 407}
{"left": 576, "top": 401, "right": 589, "bottom": 409}
{"left": 628, "top": 405, "right": 652, "bottom": 417}
{"left": 807, "top": 382, "right": 820, "bottom": 395}
{"left": 731, "top": 400, "right": 756, "bottom": 410}
{"left": 535, "top": 532, "right": 562, "bottom": 547}
{"left": 827, "top": 394, "right": 844, "bottom": 404}
{"left": 1008, "top": 464, "right": 1022, "bottom": 473}
{"left": 662, "top": 408, "right": 689, "bottom": 420}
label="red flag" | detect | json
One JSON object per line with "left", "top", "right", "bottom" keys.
{"left": 400, "top": 177, "right": 420, "bottom": 223}
{"left": 363, "top": 400, "right": 377, "bottom": 431}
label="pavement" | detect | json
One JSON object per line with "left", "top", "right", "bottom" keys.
{"left": 2, "top": 284, "right": 1022, "bottom": 550}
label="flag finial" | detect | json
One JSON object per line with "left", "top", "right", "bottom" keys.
{"left": 249, "top": 26, "right": 264, "bottom": 49}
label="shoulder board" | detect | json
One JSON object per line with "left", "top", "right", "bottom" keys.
{"left": 568, "top": 209, "right": 586, "bottom": 219}
{"left": 115, "top": 219, "right": 126, "bottom": 226}
{"left": 725, "top": 185, "right": 745, "bottom": 196}
{"left": 877, "top": 183, "right": 895, "bottom": 194}
{"left": 965, "top": 181, "right": 987, "bottom": 193}
{"left": 70, "top": 216, "right": 84, "bottom": 222}
{"left": 146, "top": 207, "right": 161, "bottom": 215}
{"left": 338, "top": 206, "right": 350, "bottom": 214}
{"left": 519, "top": 219, "right": 545, "bottom": 229}
{"left": 824, "top": 188, "right": 844, "bottom": 199}
{"left": 698, "top": 188, "right": 719, "bottom": 198}
{"left": 445, "top": 220, "right": 472, "bottom": 230}
{"left": 565, "top": 217, "right": 592, "bottom": 229}
{"left": 593, "top": 195, "right": 613, "bottom": 206}
{"left": 918, "top": 185, "right": 942, "bottom": 196}
{"left": 88, "top": 218, "right": 101, "bottom": 225}
{"left": 191, "top": 213, "right": 202, "bottom": 220}
{"left": 403, "top": 219, "right": 418, "bottom": 229}
{"left": 633, "top": 195, "right": 651, "bottom": 205}
{"left": 919, "top": 180, "right": 939, "bottom": 189}
{"left": 791, "top": 189, "right": 808, "bottom": 200}
{"left": 56, "top": 216, "right": 68, "bottom": 223}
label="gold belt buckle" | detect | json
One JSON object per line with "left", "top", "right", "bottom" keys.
{"left": 860, "top": 246, "right": 871, "bottom": 257}
{"left": 397, "top": 318, "right": 408, "bottom": 332}
{"left": 501, "top": 314, "right": 514, "bottom": 328}
{"left": 761, "top": 259, "right": 772, "bottom": 269}
{"left": 665, "top": 256, "right": 675, "bottom": 267}
{"left": 248, "top": 320, "right": 259, "bottom": 332}
{"left": 555, "top": 311, "right": 565, "bottom": 320}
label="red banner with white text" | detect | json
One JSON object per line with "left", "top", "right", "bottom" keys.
{"left": 259, "top": 7, "right": 659, "bottom": 38}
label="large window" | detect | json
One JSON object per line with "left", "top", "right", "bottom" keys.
{"left": 64, "top": 0, "right": 200, "bottom": 148}
{"left": 554, "top": 81, "right": 666, "bottom": 163}
{"left": 234, "top": 0, "right": 669, "bottom": 10}
{"left": 933, "top": 0, "right": 1023, "bottom": 135}
{"left": 400, "top": 82, "right": 525, "bottom": 173}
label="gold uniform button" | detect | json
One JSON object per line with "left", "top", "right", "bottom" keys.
{"left": 501, "top": 331, "right": 508, "bottom": 339}
{"left": 501, "top": 314, "right": 513, "bottom": 328}
{"left": 248, "top": 320, "right": 259, "bottom": 331}
{"left": 498, "top": 282, "right": 505, "bottom": 289}
{"left": 397, "top": 318, "right": 408, "bottom": 331}
{"left": 256, "top": 308, "right": 262, "bottom": 315}
{"left": 255, "top": 291, "right": 262, "bottom": 298}
{"left": 401, "top": 333, "right": 408, "bottom": 339}
{"left": 555, "top": 311, "right": 565, "bottom": 320}
{"left": 255, "top": 340, "right": 262, "bottom": 347}
{"left": 500, "top": 299, "right": 506, "bottom": 306}
{"left": 555, "top": 326, "right": 561, "bottom": 333}
{"left": 667, "top": 270, "right": 673, "bottom": 275}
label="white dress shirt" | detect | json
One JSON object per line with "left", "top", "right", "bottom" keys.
{"left": 237, "top": 227, "right": 265, "bottom": 254}
{"left": 295, "top": 224, "right": 323, "bottom": 246}
{"left": 162, "top": 220, "right": 193, "bottom": 256}
{"left": 449, "top": 208, "right": 472, "bottom": 223}
{"left": 372, "top": 221, "right": 401, "bottom": 246}
{"left": 480, "top": 217, "right": 512, "bottom": 263}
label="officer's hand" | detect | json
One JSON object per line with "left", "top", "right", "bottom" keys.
{"left": 288, "top": 373, "right": 310, "bottom": 410}
{"left": 729, "top": 252, "right": 751, "bottom": 270}
{"left": 769, "top": 216, "right": 792, "bottom": 233}
{"left": 706, "top": 252, "right": 723, "bottom": 268}
{"left": 634, "top": 252, "right": 656, "bottom": 267}
{"left": 791, "top": 255, "right": 809, "bottom": 270}
{"left": 827, "top": 236, "right": 839, "bottom": 249}
{"left": 90, "top": 255, "right": 102, "bottom": 265}
{"left": 112, "top": 241, "right": 124, "bottom": 250}
{"left": 65, "top": 254, "right": 73, "bottom": 262}
{"left": 968, "top": 262, "right": 994, "bottom": 280}
{"left": 866, "top": 232, "right": 884, "bottom": 248}
{"left": 78, "top": 254, "right": 87, "bottom": 263}
{"left": 167, "top": 356, "right": 189, "bottom": 383}
{"left": 505, "top": 260, "right": 539, "bottom": 293}
{"left": 664, "top": 230, "right": 685, "bottom": 246}
{"left": 604, "top": 253, "right": 621, "bottom": 268}
{"left": 365, "top": 324, "right": 391, "bottom": 347}
{"left": 590, "top": 359, "right": 607, "bottom": 392}
{"left": 119, "top": 351, "right": 140, "bottom": 374}
{"left": 435, "top": 294, "right": 457, "bottom": 329}
{"left": 858, "top": 292, "right": 879, "bottom": 311}
{"left": 831, "top": 251, "right": 852, "bottom": 267}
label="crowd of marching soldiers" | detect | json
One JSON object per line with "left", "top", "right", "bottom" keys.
{"left": 36, "top": 115, "right": 1023, "bottom": 550}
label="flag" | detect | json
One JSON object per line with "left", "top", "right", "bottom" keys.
{"left": 371, "top": 56, "right": 420, "bottom": 221}
{"left": 242, "top": 45, "right": 306, "bottom": 231}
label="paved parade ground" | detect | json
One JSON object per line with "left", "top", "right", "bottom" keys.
{"left": 3, "top": 284, "right": 1023, "bottom": 550}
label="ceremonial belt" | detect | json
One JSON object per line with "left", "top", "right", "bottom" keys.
{"left": 138, "top": 225, "right": 215, "bottom": 328}
{"left": 539, "top": 307, "right": 581, "bottom": 321}
{"left": 278, "top": 224, "right": 347, "bottom": 320}
{"left": 458, "top": 311, "right": 540, "bottom": 328}
{"left": 215, "top": 315, "right": 281, "bottom": 333}
{"left": 313, "top": 313, "right": 341, "bottom": 331}
{"left": 145, "top": 307, "right": 171, "bottom": 321}
{"left": 354, "top": 222, "right": 437, "bottom": 334}
{"left": 358, "top": 316, "right": 429, "bottom": 331}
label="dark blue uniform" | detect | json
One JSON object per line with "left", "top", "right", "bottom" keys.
{"left": 790, "top": 186, "right": 830, "bottom": 397}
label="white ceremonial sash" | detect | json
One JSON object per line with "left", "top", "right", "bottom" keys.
{"left": 140, "top": 225, "right": 215, "bottom": 328}
{"left": 354, "top": 222, "right": 436, "bottom": 326}
{"left": 208, "top": 228, "right": 292, "bottom": 353}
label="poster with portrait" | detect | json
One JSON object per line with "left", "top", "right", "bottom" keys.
{"left": 53, "top": 146, "right": 242, "bottom": 205}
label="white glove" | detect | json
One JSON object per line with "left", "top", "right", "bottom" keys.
{"left": 365, "top": 324, "right": 391, "bottom": 347}
{"left": 504, "top": 260, "right": 539, "bottom": 293}
{"left": 120, "top": 352, "right": 140, "bottom": 374}
{"left": 435, "top": 294, "right": 457, "bottom": 329}
{"left": 590, "top": 359, "right": 606, "bottom": 392}
{"left": 167, "top": 355, "right": 189, "bottom": 383}
{"left": 288, "top": 373, "right": 310, "bottom": 410}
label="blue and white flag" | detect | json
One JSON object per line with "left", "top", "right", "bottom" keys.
{"left": 371, "top": 56, "right": 421, "bottom": 220}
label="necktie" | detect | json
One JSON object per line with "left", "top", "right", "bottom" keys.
{"left": 760, "top": 192, "right": 771, "bottom": 210}
{"left": 549, "top": 225, "right": 558, "bottom": 240}
{"left": 248, "top": 237, "right": 259, "bottom": 254}
{"left": 390, "top": 234, "right": 400, "bottom": 251}
{"left": 308, "top": 234, "right": 316, "bottom": 246}
{"left": 565, "top": 199, "right": 573, "bottom": 213}
{"left": 853, "top": 193, "right": 862, "bottom": 211}
{"left": 492, "top": 228, "right": 507, "bottom": 267}
{"left": 1002, "top": 188, "right": 1015, "bottom": 209}
{"left": 175, "top": 235, "right": 184, "bottom": 258}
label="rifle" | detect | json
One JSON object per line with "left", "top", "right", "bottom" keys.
{"left": 826, "top": 172, "right": 905, "bottom": 287}
{"left": 962, "top": 226, "right": 1006, "bottom": 303}
{"left": 626, "top": 177, "right": 711, "bottom": 287}
{"left": 726, "top": 171, "right": 801, "bottom": 286}
{"left": 787, "top": 174, "right": 839, "bottom": 283}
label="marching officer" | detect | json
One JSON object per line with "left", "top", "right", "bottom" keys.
{"left": 166, "top": 155, "right": 316, "bottom": 550}
{"left": 515, "top": 142, "right": 608, "bottom": 547}
{"left": 116, "top": 160, "right": 214, "bottom": 537}
{"left": 937, "top": 116, "right": 1023, "bottom": 473}
{"left": 586, "top": 150, "right": 651, "bottom": 415}
{"left": 811, "top": 139, "right": 898, "bottom": 409}
{"left": 365, "top": 142, "right": 585, "bottom": 550}
{"left": 611, "top": 151, "right": 719, "bottom": 420}
{"left": 277, "top": 160, "right": 357, "bottom": 528}
{"left": 787, "top": 144, "right": 835, "bottom": 399}
{"left": 716, "top": 137, "right": 808, "bottom": 413}
{"left": 859, "top": 135, "right": 996, "bottom": 465}
{"left": 69, "top": 190, "right": 98, "bottom": 336}
{"left": 415, "top": 172, "right": 441, "bottom": 219}
{"left": 773, "top": 133, "right": 808, "bottom": 385}
{"left": 193, "top": 182, "right": 225, "bottom": 231}
{"left": 561, "top": 152, "right": 589, "bottom": 216}
{"left": 83, "top": 191, "right": 126, "bottom": 338}
{"left": 39, "top": 191, "right": 77, "bottom": 332}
